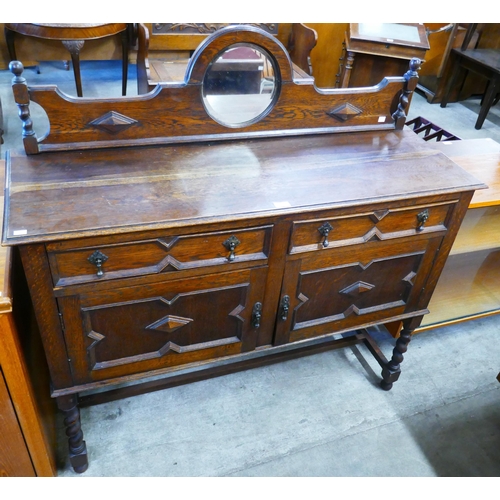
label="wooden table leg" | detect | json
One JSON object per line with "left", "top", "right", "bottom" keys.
{"left": 475, "top": 76, "right": 499, "bottom": 129}
{"left": 380, "top": 316, "right": 420, "bottom": 391}
{"left": 57, "top": 394, "right": 88, "bottom": 473}
{"left": 62, "top": 40, "right": 85, "bottom": 97}
{"left": 121, "top": 30, "right": 129, "bottom": 96}
{"left": 440, "top": 54, "right": 467, "bottom": 109}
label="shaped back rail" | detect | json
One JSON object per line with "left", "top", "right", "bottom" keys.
{"left": 10, "top": 25, "right": 421, "bottom": 155}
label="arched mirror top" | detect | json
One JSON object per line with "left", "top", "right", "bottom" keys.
{"left": 10, "top": 24, "right": 422, "bottom": 155}
{"left": 184, "top": 25, "right": 293, "bottom": 85}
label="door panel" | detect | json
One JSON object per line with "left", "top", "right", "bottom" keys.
{"left": 276, "top": 236, "right": 442, "bottom": 344}
{"left": 59, "top": 267, "right": 267, "bottom": 384}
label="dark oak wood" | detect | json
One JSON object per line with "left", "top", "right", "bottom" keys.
{"left": 2, "top": 26, "right": 484, "bottom": 474}
{"left": 10, "top": 25, "right": 421, "bottom": 155}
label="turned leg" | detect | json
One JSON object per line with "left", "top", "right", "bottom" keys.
{"left": 57, "top": 394, "right": 88, "bottom": 473}
{"left": 121, "top": 29, "right": 129, "bottom": 96}
{"left": 380, "top": 318, "right": 416, "bottom": 391}
{"left": 62, "top": 40, "right": 85, "bottom": 97}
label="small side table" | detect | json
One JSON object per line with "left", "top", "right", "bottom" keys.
{"left": 4, "top": 23, "right": 130, "bottom": 97}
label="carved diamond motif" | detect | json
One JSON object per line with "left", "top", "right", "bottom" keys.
{"left": 370, "top": 209, "right": 390, "bottom": 222}
{"left": 402, "top": 271, "right": 417, "bottom": 286}
{"left": 88, "top": 111, "right": 138, "bottom": 134}
{"left": 146, "top": 314, "right": 193, "bottom": 333}
{"left": 339, "top": 281, "right": 375, "bottom": 297}
{"left": 327, "top": 103, "right": 362, "bottom": 122}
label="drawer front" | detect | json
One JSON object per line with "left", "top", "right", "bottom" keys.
{"left": 289, "top": 201, "right": 454, "bottom": 254}
{"left": 58, "top": 267, "right": 267, "bottom": 384}
{"left": 276, "top": 235, "right": 442, "bottom": 344}
{"left": 48, "top": 225, "right": 272, "bottom": 286}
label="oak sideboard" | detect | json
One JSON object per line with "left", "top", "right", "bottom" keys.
{"left": 3, "top": 25, "right": 484, "bottom": 473}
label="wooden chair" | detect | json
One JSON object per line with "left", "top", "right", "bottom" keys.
{"left": 287, "top": 23, "right": 318, "bottom": 76}
{"left": 440, "top": 23, "right": 500, "bottom": 130}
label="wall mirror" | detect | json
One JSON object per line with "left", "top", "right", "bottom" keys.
{"left": 202, "top": 44, "right": 278, "bottom": 127}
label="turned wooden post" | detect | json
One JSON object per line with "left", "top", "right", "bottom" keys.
{"left": 380, "top": 317, "right": 420, "bottom": 391}
{"left": 10, "top": 60, "right": 39, "bottom": 154}
{"left": 392, "top": 57, "right": 422, "bottom": 130}
{"left": 57, "top": 395, "right": 88, "bottom": 473}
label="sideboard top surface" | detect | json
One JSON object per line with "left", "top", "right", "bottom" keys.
{"left": 3, "top": 129, "right": 485, "bottom": 245}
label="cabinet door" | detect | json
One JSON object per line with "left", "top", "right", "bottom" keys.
{"left": 276, "top": 236, "right": 442, "bottom": 344}
{"left": 59, "top": 267, "right": 267, "bottom": 384}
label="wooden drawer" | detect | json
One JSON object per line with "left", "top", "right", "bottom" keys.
{"left": 289, "top": 201, "right": 454, "bottom": 254}
{"left": 47, "top": 226, "right": 273, "bottom": 286}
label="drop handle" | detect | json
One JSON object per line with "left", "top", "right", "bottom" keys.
{"left": 251, "top": 302, "right": 262, "bottom": 328}
{"left": 223, "top": 235, "right": 241, "bottom": 262}
{"left": 88, "top": 250, "right": 109, "bottom": 277}
{"left": 416, "top": 209, "right": 429, "bottom": 232}
{"left": 280, "top": 295, "right": 290, "bottom": 321}
{"left": 318, "top": 222, "right": 333, "bottom": 247}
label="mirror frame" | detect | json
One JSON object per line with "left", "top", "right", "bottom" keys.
{"left": 201, "top": 42, "right": 280, "bottom": 128}
{"left": 11, "top": 25, "right": 421, "bottom": 154}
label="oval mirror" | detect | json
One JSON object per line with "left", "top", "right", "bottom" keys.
{"left": 202, "top": 44, "right": 278, "bottom": 127}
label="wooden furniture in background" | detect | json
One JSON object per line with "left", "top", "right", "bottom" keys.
{"left": 5, "top": 26, "right": 483, "bottom": 474}
{"left": 4, "top": 23, "right": 130, "bottom": 97}
{"left": 136, "top": 23, "right": 347, "bottom": 89}
{"left": 338, "top": 23, "right": 430, "bottom": 88}
{"left": 137, "top": 23, "right": 314, "bottom": 94}
{"left": 287, "top": 23, "right": 318, "bottom": 76}
{"left": 419, "top": 138, "right": 500, "bottom": 330}
{"left": 0, "top": 160, "right": 57, "bottom": 477}
{"left": 440, "top": 24, "right": 500, "bottom": 130}
{"left": 417, "top": 23, "right": 471, "bottom": 103}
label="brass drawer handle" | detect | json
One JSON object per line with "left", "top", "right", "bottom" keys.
{"left": 416, "top": 209, "right": 429, "bottom": 232}
{"left": 223, "top": 235, "right": 241, "bottom": 262}
{"left": 252, "top": 302, "right": 262, "bottom": 328}
{"left": 318, "top": 222, "right": 333, "bottom": 247}
{"left": 88, "top": 250, "right": 108, "bottom": 277}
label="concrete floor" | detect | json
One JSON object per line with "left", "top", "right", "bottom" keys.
{"left": 1, "top": 60, "right": 499, "bottom": 478}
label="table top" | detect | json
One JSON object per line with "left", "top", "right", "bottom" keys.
{"left": 431, "top": 138, "right": 500, "bottom": 208}
{"left": 5, "top": 23, "right": 128, "bottom": 40}
{"left": 2, "top": 130, "right": 484, "bottom": 246}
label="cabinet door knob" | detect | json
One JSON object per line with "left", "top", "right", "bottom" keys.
{"left": 223, "top": 235, "right": 241, "bottom": 262}
{"left": 251, "top": 302, "right": 262, "bottom": 328}
{"left": 318, "top": 222, "right": 334, "bottom": 247}
{"left": 88, "top": 250, "right": 108, "bottom": 277}
{"left": 416, "top": 209, "right": 429, "bottom": 231}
